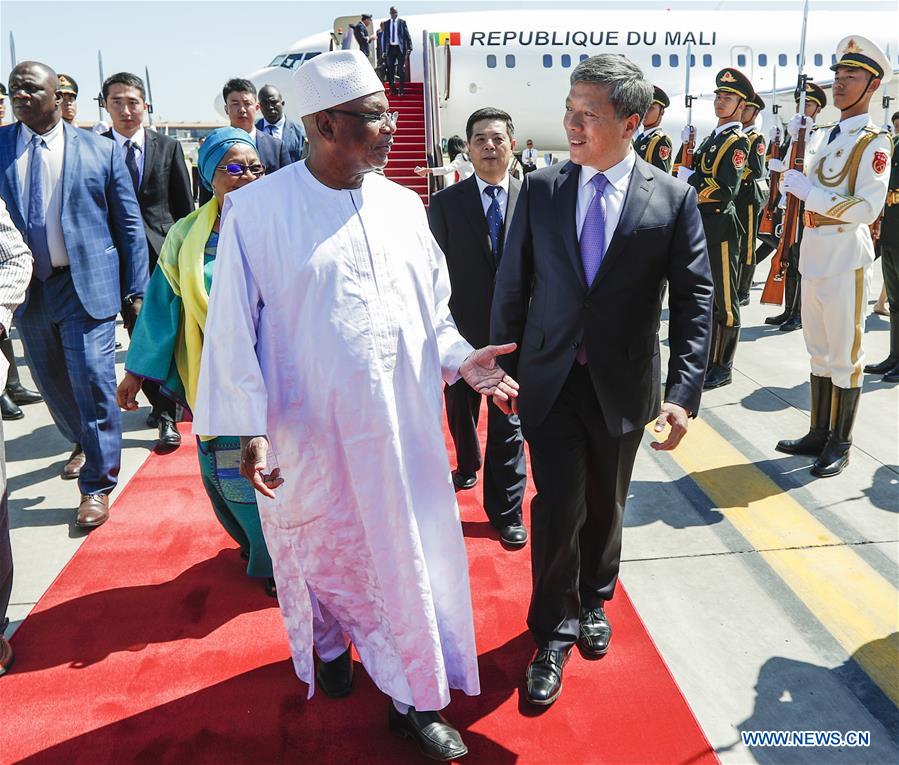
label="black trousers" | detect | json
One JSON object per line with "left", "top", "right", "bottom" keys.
{"left": 386, "top": 45, "right": 406, "bottom": 90}
{"left": 702, "top": 209, "right": 742, "bottom": 328}
{"left": 444, "top": 378, "right": 526, "bottom": 527}
{"left": 524, "top": 363, "right": 643, "bottom": 651}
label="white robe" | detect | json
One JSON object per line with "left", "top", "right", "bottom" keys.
{"left": 193, "top": 161, "right": 480, "bottom": 710}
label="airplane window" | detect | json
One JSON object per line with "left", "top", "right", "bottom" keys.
{"left": 758, "top": 53, "right": 767, "bottom": 66}
{"left": 269, "top": 54, "right": 287, "bottom": 67}
{"left": 543, "top": 54, "right": 552, "bottom": 68}
{"left": 487, "top": 54, "right": 497, "bottom": 68}
{"left": 703, "top": 54, "right": 712, "bottom": 67}
{"left": 796, "top": 54, "right": 801, "bottom": 64}
{"left": 814, "top": 53, "right": 823, "bottom": 66}
{"left": 305, "top": 52, "right": 321, "bottom": 61}
{"left": 561, "top": 54, "right": 571, "bottom": 68}
{"left": 670, "top": 54, "right": 679, "bottom": 67}
{"left": 283, "top": 53, "right": 304, "bottom": 69}
{"left": 652, "top": 54, "right": 661, "bottom": 68}
{"left": 737, "top": 54, "right": 746, "bottom": 67}
{"left": 506, "top": 54, "right": 516, "bottom": 68}
{"left": 690, "top": 54, "right": 695, "bottom": 66}
{"left": 779, "top": 53, "right": 787, "bottom": 66}
{"left": 580, "top": 54, "right": 589, "bottom": 62}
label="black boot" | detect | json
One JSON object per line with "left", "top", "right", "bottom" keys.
{"left": 864, "top": 315, "right": 898, "bottom": 374}
{"left": 1, "top": 333, "right": 42, "bottom": 405}
{"left": 764, "top": 270, "right": 795, "bottom": 325}
{"left": 706, "top": 321, "right": 721, "bottom": 373}
{"left": 737, "top": 261, "right": 755, "bottom": 306}
{"left": 776, "top": 374, "right": 832, "bottom": 456}
{"left": 779, "top": 277, "right": 802, "bottom": 332}
{"left": 704, "top": 325, "right": 740, "bottom": 390}
{"left": 0, "top": 392, "right": 23, "bottom": 420}
{"left": 812, "top": 385, "right": 861, "bottom": 478}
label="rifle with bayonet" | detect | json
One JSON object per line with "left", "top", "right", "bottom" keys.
{"left": 681, "top": 43, "right": 696, "bottom": 170}
{"left": 761, "top": 0, "right": 809, "bottom": 306}
{"left": 758, "top": 67, "right": 782, "bottom": 238}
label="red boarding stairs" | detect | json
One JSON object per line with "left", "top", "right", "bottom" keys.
{"left": 383, "top": 82, "right": 430, "bottom": 206}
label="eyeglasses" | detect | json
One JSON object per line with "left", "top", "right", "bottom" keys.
{"left": 326, "top": 109, "right": 399, "bottom": 128}
{"left": 216, "top": 162, "right": 265, "bottom": 177}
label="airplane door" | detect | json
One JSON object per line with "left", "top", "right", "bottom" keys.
{"left": 731, "top": 45, "right": 754, "bottom": 78}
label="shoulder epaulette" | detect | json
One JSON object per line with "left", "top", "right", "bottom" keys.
{"left": 861, "top": 124, "right": 890, "bottom": 136}
{"left": 810, "top": 121, "right": 836, "bottom": 132}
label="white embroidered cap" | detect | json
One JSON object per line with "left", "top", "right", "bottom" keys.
{"left": 294, "top": 51, "right": 386, "bottom": 117}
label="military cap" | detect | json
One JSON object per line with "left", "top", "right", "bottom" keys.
{"left": 714, "top": 68, "right": 754, "bottom": 101}
{"left": 651, "top": 86, "right": 670, "bottom": 109}
{"left": 58, "top": 74, "right": 78, "bottom": 96}
{"left": 796, "top": 81, "right": 827, "bottom": 109}
{"left": 831, "top": 35, "right": 892, "bottom": 83}
{"left": 745, "top": 92, "right": 765, "bottom": 111}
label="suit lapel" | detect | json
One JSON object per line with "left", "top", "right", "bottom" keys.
{"left": 61, "top": 121, "right": 80, "bottom": 214}
{"left": 554, "top": 161, "right": 585, "bottom": 289}
{"left": 0, "top": 125, "right": 24, "bottom": 224}
{"left": 590, "top": 157, "right": 654, "bottom": 289}
{"left": 139, "top": 128, "right": 156, "bottom": 193}
{"left": 459, "top": 176, "right": 494, "bottom": 270}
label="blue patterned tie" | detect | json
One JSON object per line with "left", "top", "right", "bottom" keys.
{"left": 576, "top": 173, "right": 609, "bottom": 365}
{"left": 27, "top": 134, "right": 53, "bottom": 282}
{"left": 484, "top": 185, "right": 504, "bottom": 263}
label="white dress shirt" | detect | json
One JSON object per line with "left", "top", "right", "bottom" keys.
{"left": 713, "top": 120, "right": 742, "bottom": 137}
{"left": 390, "top": 18, "right": 399, "bottom": 45}
{"left": 16, "top": 120, "right": 69, "bottom": 267}
{"left": 261, "top": 116, "right": 285, "bottom": 139}
{"left": 111, "top": 126, "right": 146, "bottom": 187}
{"left": 576, "top": 150, "right": 636, "bottom": 251}
{"left": 474, "top": 173, "right": 510, "bottom": 219}
{"left": 522, "top": 148, "right": 538, "bottom": 166}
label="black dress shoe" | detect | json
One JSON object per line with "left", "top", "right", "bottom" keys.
{"left": 6, "top": 383, "right": 42, "bottom": 405}
{"left": 146, "top": 412, "right": 159, "bottom": 428}
{"left": 315, "top": 647, "right": 354, "bottom": 698}
{"left": 578, "top": 605, "right": 612, "bottom": 656}
{"left": 158, "top": 416, "right": 182, "bottom": 447}
{"left": 703, "top": 364, "right": 732, "bottom": 390}
{"left": 882, "top": 366, "right": 899, "bottom": 383}
{"left": 779, "top": 314, "right": 802, "bottom": 332}
{"left": 499, "top": 522, "right": 528, "bottom": 546}
{"left": 864, "top": 356, "right": 898, "bottom": 374}
{"left": 452, "top": 471, "right": 478, "bottom": 490}
{"left": 525, "top": 647, "right": 570, "bottom": 706}
{"left": 0, "top": 393, "right": 23, "bottom": 421}
{"left": 388, "top": 703, "right": 468, "bottom": 761}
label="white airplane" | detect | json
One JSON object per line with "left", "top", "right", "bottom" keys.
{"left": 225, "top": 6, "right": 899, "bottom": 151}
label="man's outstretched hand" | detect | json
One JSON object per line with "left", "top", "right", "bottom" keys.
{"left": 240, "top": 435, "right": 285, "bottom": 498}
{"left": 460, "top": 343, "right": 520, "bottom": 414}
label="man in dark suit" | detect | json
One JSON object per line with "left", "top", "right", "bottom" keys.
{"left": 350, "top": 14, "right": 375, "bottom": 57}
{"left": 491, "top": 55, "right": 713, "bottom": 706}
{"left": 199, "top": 78, "right": 291, "bottom": 204}
{"left": 256, "top": 85, "right": 306, "bottom": 163}
{"left": 378, "top": 6, "right": 413, "bottom": 95}
{"left": 0, "top": 61, "right": 148, "bottom": 528}
{"left": 428, "top": 107, "right": 527, "bottom": 548}
{"left": 101, "top": 71, "right": 194, "bottom": 447}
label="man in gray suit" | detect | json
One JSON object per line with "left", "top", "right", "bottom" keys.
{"left": 427, "top": 107, "right": 527, "bottom": 548}
{"left": 491, "top": 55, "right": 713, "bottom": 706}
{"left": 0, "top": 196, "right": 34, "bottom": 676}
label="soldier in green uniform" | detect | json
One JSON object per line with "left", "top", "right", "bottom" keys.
{"left": 761, "top": 82, "right": 827, "bottom": 331}
{"left": 634, "top": 86, "right": 673, "bottom": 173}
{"left": 676, "top": 68, "right": 753, "bottom": 390}
{"left": 865, "top": 110, "right": 899, "bottom": 382}
{"left": 736, "top": 92, "right": 768, "bottom": 305}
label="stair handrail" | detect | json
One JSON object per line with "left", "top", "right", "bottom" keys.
{"left": 422, "top": 30, "right": 445, "bottom": 197}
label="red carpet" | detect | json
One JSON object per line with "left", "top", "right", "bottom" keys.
{"left": 2, "top": 413, "right": 716, "bottom": 765}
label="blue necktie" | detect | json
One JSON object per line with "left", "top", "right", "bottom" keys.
{"left": 484, "top": 185, "right": 504, "bottom": 263}
{"left": 576, "top": 173, "right": 609, "bottom": 365}
{"left": 827, "top": 125, "right": 841, "bottom": 145}
{"left": 125, "top": 140, "right": 140, "bottom": 192}
{"left": 26, "top": 134, "right": 53, "bottom": 282}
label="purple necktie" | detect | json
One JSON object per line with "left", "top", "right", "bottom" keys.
{"left": 576, "top": 173, "right": 608, "bottom": 364}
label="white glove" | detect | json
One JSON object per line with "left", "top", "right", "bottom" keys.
{"left": 676, "top": 166, "right": 695, "bottom": 181}
{"left": 781, "top": 168, "right": 811, "bottom": 201}
{"left": 767, "top": 158, "right": 785, "bottom": 173}
{"left": 680, "top": 126, "right": 694, "bottom": 144}
{"left": 768, "top": 126, "right": 782, "bottom": 143}
{"left": 787, "top": 114, "right": 812, "bottom": 142}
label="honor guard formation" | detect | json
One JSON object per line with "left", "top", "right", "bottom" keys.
{"left": 0, "top": 12, "right": 896, "bottom": 764}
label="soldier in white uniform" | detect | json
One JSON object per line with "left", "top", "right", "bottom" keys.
{"left": 777, "top": 36, "right": 893, "bottom": 477}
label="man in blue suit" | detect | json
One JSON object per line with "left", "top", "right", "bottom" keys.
{"left": 256, "top": 84, "right": 306, "bottom": 163}
{"left": 199, "top": 78, "right": 292, "bottom": 204}
{"left": 378, "top": 7, "right": 413, "bottom": 95}
{"left": 0, "top": 61, "right": 148, "bottom": 529}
